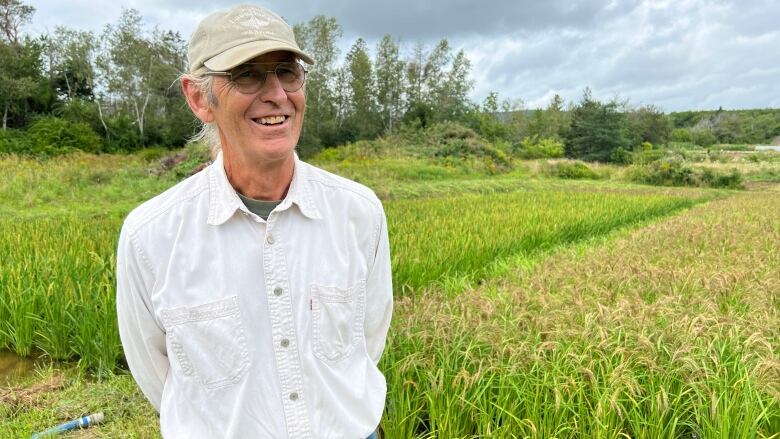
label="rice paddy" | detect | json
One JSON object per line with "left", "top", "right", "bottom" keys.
{"left": 1, "top": 152, "right": 778, "bottom": 437}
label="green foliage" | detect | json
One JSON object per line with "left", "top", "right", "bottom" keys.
{"left": 467, "top": 111, "right": 511, "bottom": 142}
{"left": 42, "top": 27, "right": 96, "bottom": 100}
{"left": 629, "top": 157, "right": 744, "bottom": 189}
{"left": 610, "top": 146, "right": 633, "bottom": 164}
{"left": 374, "top": 35, "right": 404, "bottom": 132}
{"left": 670, "top": 127, "right": 718, "bottom": 148}
{"left": 294, "top": 15, "right": 343, "bottom": 155}
{"left": 526, "top": 94, "right": 569, "bottom": 141}
{"left": 631, "top": 147, "right": 669, "bottom": 165}
{"left": 670, "top": 108, "right": 780, "bottom": 145}
{"left": 341, "top": 38, "right": 382, "bottom": 141}
{"left": 169, "top": 142, "right": 211, "bottom": 178}
{"left": 0, "top": 128, "right": 31, "bottom": 154}
{"left": 545, "top": 160, "right": 601, "bottom": 180}
{"left": 691, "top": 128, "right": 717, "bottom": 148}
{"left": 626, "top": 105, "right": 672, "bottom": 147}
{"left": 424, "top": 122, "right": 510, "bottom": 170}
{"left": 514, "top": 136, "right": 564, "bottom": 159}
{"left": 26, "top": 116, "right": 102, "bottom": 155}
{"left": 564, "top": 89, "right": 629, "bottom": 162}
{"left": 0, "top": 36, "right": 49, "bottom": 129}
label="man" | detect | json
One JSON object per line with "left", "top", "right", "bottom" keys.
{"left": 116, "top": 5, "right": 392, "bottom": 439}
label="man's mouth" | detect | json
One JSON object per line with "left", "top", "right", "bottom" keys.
{"left": 253, "top": 115, "right": 288, "bottom": 126}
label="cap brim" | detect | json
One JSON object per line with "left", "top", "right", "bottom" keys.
{"left": 203, "top": 40, "right": 315, "bottom": 71}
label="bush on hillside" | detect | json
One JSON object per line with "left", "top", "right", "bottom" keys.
{"left": 26, "top": 116, "right": 103, "bottom": 156}
{"left": 424, "top": 122, "right": 511, "bottom": 169}
{"left": 514, "top": 136, "right": 564, "bottom": 159}
{"left": 628, "top": 157, "right": 743, "bottom": 189}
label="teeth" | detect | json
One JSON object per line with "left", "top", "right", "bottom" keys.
{"left": 257, "top": 116, "right": 286, "bottom": 125}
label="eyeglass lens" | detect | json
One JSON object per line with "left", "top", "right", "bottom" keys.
{"left": 231, "top": 63, "right": 305, "bottom": 93}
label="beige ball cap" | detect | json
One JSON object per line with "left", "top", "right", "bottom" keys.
{"left": 188, "top": 4, "right": 314, "bottom": 73}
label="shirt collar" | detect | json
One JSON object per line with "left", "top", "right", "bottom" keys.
{"left": 207, "top": 151, "right": 322, "bottom": 226}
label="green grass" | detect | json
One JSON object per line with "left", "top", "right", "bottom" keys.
{"left": 0, "top": 366, "right": 159, "bottom": 438}
{"left": 387, "top": 189, "right": 709, "bottom": 293}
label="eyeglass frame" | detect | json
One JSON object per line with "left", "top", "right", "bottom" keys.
{"left": 203, "top": 61, "right": 308, "bottom": 94}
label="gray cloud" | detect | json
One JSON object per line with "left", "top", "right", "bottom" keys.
{"left": 25, "top": 0, "right": 780, "bottom": 111}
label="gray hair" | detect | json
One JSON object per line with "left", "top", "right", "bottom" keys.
{"left": 179, "top": 71, "right": 222, "bottom": 156}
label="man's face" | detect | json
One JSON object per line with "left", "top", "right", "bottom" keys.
{"left": 210, "top": 51, "right": 305, "bottom": 165}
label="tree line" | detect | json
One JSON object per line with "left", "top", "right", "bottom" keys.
{"left": 1, "top": 0, "right": 779, "bottom": 160}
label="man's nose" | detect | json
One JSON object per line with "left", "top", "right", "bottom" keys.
{"left": 257, "top": 72, "right": 287, "bottom": 103}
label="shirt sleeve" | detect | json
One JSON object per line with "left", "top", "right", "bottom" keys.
{"left": 116, "top": 224, "right": 168, "bottom": 412}
{"left": 364, "top": 206, "right": 393, "bottom": 364}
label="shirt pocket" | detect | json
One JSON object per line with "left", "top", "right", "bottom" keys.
{"left": 161, "top": 296, "right": 250, "bottom": 390}
{"left": 311, "top": 281, "right": 366, "bottom": 364}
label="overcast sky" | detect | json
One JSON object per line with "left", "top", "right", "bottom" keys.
{"left": 26, "top": 0, "right": 780, "bottom": 112}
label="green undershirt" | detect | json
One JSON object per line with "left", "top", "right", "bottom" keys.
{"left": 237, "top": 193, "right": 282, "bottom": 221}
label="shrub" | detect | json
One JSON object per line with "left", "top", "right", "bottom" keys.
{"left": 628, "top": 157, "right": 743, "bottom": 189}
{"left": 546, "top": 161, "right": 601, "bottom": 180}
{"left": 610, "top": 147, "right": 633, "bottom": 164}
{"left": 0, "top": 129, "right": 33, "bottom": 155}
{"left": 632, "top": 148, "right": 669, "bottom": 165}
{"left": 425, "top": 122, "right": 512, "bottom": 170}
{"left": 135, "top": 146, "right": 170, "bottom": 163}
{"left": 514, "top": 136, "right": 564, "bottom": 159}
{"left": 691, "top": 128, "right": 716, "bottom": 148}
{"left": 700, "top": 168, "right": 744, "bottom": 189}
{"left": 27, "top": 116, "right": 103, "bottom": 156}
{"left": 670, "top": 128, "right": 693, "bottom": 143}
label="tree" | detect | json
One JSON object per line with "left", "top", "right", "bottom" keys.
{"left": 403, "top": 39, "right": 474, "bottom": 126}
{"left": 0, "top": 0, "right": 44, "bottom": 130}
{"left": 0, "top": 0, "right": 34, "bottom": 45}
{"left": 404, "top": 42, "right": 426, "bottom": 108}
{"left": 564, "top": 88, "right": 628, "bottom": 162}
{"left": 95, "top": 9, "right": 187, "bottom": 149}
{"left": 626, "top": 104, "right": 672, "bottom": 147}
{"left": 423, "top": 39, "right": 451, "bottom": 105}
{"left": 293, "top": 15, "right": 342, "bottom": 154}
{"left": 374, "top": 35, "right": 404, "bottom": 132}
{"left": 0, "top": 39, "right": 41, "bottom": 129}
{"left": 527, "top": 94, "right": 569, "bottom": 141}
{"left": 42, "top": 27, "right": 96, "bottom": 100}
{"left": 438, "top": 49, "right": 473, "bottom": 120}
{"left": 343, "top": 38, "right": 380, "bottom": 141}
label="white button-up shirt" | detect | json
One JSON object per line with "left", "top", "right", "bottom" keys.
{"left": 116, "top": 152, "right": 393, "bottom": 439}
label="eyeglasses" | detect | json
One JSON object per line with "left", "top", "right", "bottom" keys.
{"left": 205, "top": 62, "right": 306, "bottom": 94}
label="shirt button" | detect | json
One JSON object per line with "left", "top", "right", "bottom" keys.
{"left": 280, "top": 338, "right": 290, "bottom": 348}
{"left": 273, "top": 287, "right": 283, "bottom": 296}
{"left": 266, "top": 234, "right": 275, "bottom": 245}
{"left": 289, "top": 392, "right": 299, "bottom": 401}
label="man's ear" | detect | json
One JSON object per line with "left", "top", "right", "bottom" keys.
{"left": 181, "top": 78, "right": 216, "bottom": 123}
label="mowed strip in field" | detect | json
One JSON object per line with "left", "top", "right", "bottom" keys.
{"left": 384, "top": 188, "right": 780, "bottom": 438}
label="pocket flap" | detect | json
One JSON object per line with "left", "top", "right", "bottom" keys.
{"left": 162, "top": 296, "right": 240, "bottom": 328}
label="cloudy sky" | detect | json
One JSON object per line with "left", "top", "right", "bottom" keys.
{"left": 25, "top": 0, "right": 780, "bottom": 112}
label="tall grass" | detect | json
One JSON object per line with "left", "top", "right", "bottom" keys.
{"left": 381, "top": 190, "right": 780, "bottom": 437}
{"left": 0, "top": 216, "right": 123, "bottom": 376}
{"left": 387, "top": 190, "right": 702, "bottom": 292}
{"left": 2, "top": 152, "right": 777, "bottom": 437}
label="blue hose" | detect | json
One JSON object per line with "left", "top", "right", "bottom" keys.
{"left": 31, "top": 412, "right": 104, "bottom": 438}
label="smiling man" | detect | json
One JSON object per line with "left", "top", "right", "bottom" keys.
{"left": 115, "top": 5, "right": 392, "bottom": 439}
